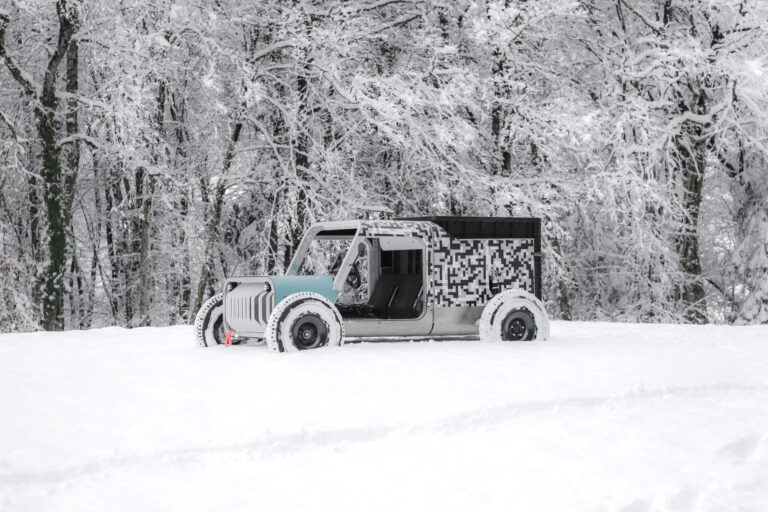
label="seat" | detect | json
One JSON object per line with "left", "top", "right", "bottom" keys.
{"left": 337, "top": 273, "right": 423, "bottom": 319}
{"left": 366, "top": 274, "right": 407, "bottom": 318}
{"left": 388, "top": 278, "right": 423, "bottom": 319}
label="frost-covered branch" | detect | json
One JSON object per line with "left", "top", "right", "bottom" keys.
{"left": 0, "top": 109, "right": 17, "bottom": 139}
{"left": 0, "top": 11, "right": 38, "bottom": 97}
{"left": 56, "top": 133, "right": 100, "bottom": 149}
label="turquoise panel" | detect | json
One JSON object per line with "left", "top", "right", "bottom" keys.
{"left": 270, "top": 275, "right": 339, "bottom": 305}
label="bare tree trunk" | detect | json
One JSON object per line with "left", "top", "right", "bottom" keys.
{"left": 67, "top": 251, "right": 85, "bottom": 328}
{"left": 37, "top": 3, "right": 78, "bottom": 330}
{"left": 490, "top": 51, "right": 511, "bottom": 176}
{"left": 137, "top": 82, "right": 165, "bottom": 326}
{"left": 675, "top": 133, "right": 708, "bottom": 323}
{"left": 85, "top": 180, "right": 100, "bottom": 328}
{"left": 63, "top": 33, "right": 79, "bottom": 227}
{"left": 167, "top": 89, "right": 191, "bottom": 322}
{"left": 65, "top": 29, "right": 82, "bottom": 328}
{"left": 27, "top": 175, "right": 42, "bottom": 309}
{"left": 177, "top": 192, "right": 191, "bottom": 322}
{"left": 137, "top": 172, "right": 156, "bottom": 326}
{"left": 673, "top": 84, "right": 709, "bottom": 324}
{"left": 735, "top": 180, "right": 768, "bottom": 324}
{"left": 104, "top": 177, "right": 126, "bottom": 323}
{"left": 1, "top": 2, "right": 79, "bottom": 330}
{"left": 549, "top": 235, "right": 573, "bottom": 320}
{"left": 192, "top": 120, "right": 243, "bottom": 315}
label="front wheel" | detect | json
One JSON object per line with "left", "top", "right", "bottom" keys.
{"left": 479, "top": 289, "right": 550, "bottom": 342}
{"left": 194, "top": 293, "right": 252, "bottom": 347}
{"left": 265, "top": 292, "right": 344, "bottom": 352}
{"left": 194, "top": 293, "right": 226, "bottom": 347}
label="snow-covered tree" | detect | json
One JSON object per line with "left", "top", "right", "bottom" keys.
{"left": 1, "top": 0, "right": 767, "bottom": 331}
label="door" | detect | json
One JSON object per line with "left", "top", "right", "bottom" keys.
{"left": 341, "top": 236, "right": 433, "bottom": 338}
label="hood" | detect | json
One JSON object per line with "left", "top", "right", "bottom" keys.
{"left": 269, "top": 275, "right": 340, "bottom": 305}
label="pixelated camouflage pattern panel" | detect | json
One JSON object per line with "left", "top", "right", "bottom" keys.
{"left": 358, "top": 220, "right": 535, "bottom": 308}
{"left": 430, "top": 237, "right": 534, "bottom": 307}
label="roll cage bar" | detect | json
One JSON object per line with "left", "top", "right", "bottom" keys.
{"left": 287, "top": 221, "right": 363, "bottom": 292}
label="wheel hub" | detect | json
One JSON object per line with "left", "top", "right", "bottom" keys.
{"left": 501, "top": 308, "right": 536, "bottom": 341}
{"left": 291, "top": 314, "right": 329, "bottom": 350}
{"left": 509, "top": 319, "right": 526, "bottom": 337}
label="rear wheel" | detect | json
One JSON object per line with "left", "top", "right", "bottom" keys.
{"left": 480, "top": 289, "right": 549, "bottom": 342}
{"left": 265, "top": 292, "right": 344, "bottom": 352}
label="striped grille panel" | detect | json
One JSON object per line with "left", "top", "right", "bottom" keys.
{"left": 224, "top": 282, "right": 274, "bottom": 336}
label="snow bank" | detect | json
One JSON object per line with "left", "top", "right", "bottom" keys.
{"left": 1, "top": 322, "right": 767, "bottom": 511}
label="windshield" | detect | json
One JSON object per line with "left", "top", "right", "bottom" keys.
{"left": 296, "top": 237, "right": 353, "bottom": 277}
{"left": 292, "top": 229, "right": 370, "bottom": 303}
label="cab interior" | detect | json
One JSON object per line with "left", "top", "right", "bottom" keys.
{"left": 336, "top": 238, "right": 425, "bottom": 320}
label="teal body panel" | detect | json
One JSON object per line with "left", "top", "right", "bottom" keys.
{"left": 270, "top": 275, "right": 339, "bottom": 305}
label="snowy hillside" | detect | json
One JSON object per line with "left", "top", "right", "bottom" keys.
{"left": 1, "top": 322, "right": 767, "bottom": 511}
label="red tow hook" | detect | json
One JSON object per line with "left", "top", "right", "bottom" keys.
{"left": 225, "top": 329, "right": 234, "bottom": 347}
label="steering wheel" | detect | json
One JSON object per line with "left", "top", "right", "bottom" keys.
{"left": 330, "top": 252, "right": 344, "bottom": 274}
{"left": 346, "top": 262, "right": 361, "bottom": 289}
{"left": 330, "top": 253, "right": 362, "bottom": 290}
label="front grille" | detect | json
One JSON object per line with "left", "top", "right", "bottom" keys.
{"left": 224, "top": 281, "right": 274, "bottom": 336}
{"left": 228, "top": 293, "right": 271, "bottom": 324}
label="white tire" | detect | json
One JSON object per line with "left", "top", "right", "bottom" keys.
{"left": 264, "top": 292, "right": 344, "bottom": 352}
{"left": 193, "top": 293, "right": 265, "bottom": 347}
{"left": 479, "top": 289, "right": 550, "bottom": 342}
{"left": 194, "top": 293, "right": 226, "bottom": 347}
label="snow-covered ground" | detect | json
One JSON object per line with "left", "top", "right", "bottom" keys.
{"left": 1, "top": 322, "right": 767, "bottom": 511}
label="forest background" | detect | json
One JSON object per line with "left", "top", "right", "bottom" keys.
{"left": 1, "top": 0, "right": 767, "bottom": 332}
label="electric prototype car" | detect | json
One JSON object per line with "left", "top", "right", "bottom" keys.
{"left": 194, "top": 217, "right": 549, "bottom": 352}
